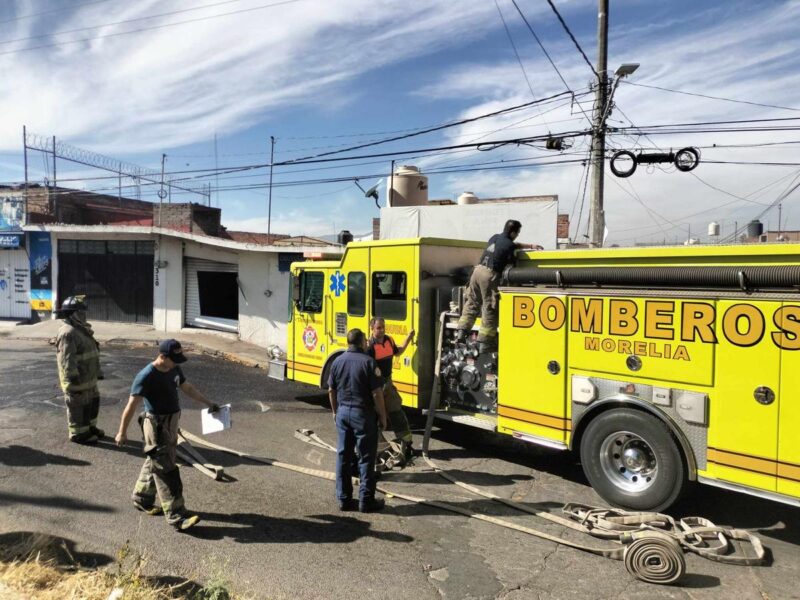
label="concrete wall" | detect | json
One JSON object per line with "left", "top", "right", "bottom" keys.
{"left": 153, "top": 235, "right": 183, "bottom": 332}
{"left": 237, "top": 252, "right": 290, "bottom": 349}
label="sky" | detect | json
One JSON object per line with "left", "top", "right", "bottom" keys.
{"left": 0, "top": 0, "right": 798, "bottom": 245}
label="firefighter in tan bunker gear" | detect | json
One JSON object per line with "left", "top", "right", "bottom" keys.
{"left": 55, "top": 295, "right": 105, "bottom": 444}
{"left": 457, "top": 220, "right": 527, "bottom": 353}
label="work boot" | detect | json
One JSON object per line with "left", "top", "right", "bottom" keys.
{"left": 70, "top": 433, "right": 99, "bottom": 445}
{"left": 478, "top": 341, "right": 497, "bottom": 354}
{"left": 133, "top": 501, "right": 163, "bottom": 516}
{"left": 359, "top": 497, "right": 385, "bottom": 513}
{"left": 338, "top": 499, "right": 358, "bottom": 512}
{"left": 402, "top": 441, "right": 416, "bottom": 462}
{"left": 173, "top": 514, "right": 201, "bottom": 532}
{"left": 90, "top": 426, "right": 105, "bottom": 438}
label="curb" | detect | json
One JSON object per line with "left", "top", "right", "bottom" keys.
{"left": 4, "top": 335, "right": 267, "bottom": 371}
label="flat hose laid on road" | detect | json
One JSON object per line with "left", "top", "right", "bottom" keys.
{"left": 183, "top": 423, "right": 765, "bottom": 586}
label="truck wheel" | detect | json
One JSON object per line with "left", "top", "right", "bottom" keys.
{"left": 579, "top": 409, "right": 686, "bottom": 512}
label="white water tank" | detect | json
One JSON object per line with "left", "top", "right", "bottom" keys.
{"left": 708, "top": 221, "right": 720, "bottom": 237}
{"left": 457, "top": 191, "right": 479, "bottom": 205}
{"left": 387, "top": 165, "right": 428, "bottom": 207}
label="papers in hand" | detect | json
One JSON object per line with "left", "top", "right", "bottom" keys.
{"left": 201, "top": 404, "right": 231, "bottom": 434}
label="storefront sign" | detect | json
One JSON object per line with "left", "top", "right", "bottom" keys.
{"left": 29, "top": 232, "right": 53, "bottom": 311}
{"left": 0, "top": 234, "right": 21, "bottom": 248}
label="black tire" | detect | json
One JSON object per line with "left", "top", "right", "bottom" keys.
{"left": 579, "top": 409, "right": 687, "bottom": 512}
{"left": 674, "top": 147, "right": 700, "bottom": 172}
{"left": 610, "top": 150, "right": 637, "bottom": 178}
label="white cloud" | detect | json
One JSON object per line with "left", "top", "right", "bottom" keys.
{"left": 0, "top": 0, "right": 502, "bottom": 154}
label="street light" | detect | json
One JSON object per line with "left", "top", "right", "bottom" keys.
{"left": 614, "top": 63, "right": 640, "bottom": 78}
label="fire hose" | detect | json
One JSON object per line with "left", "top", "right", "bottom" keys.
{"left": 179, "top": 424, "right": 764, "bottom": 586}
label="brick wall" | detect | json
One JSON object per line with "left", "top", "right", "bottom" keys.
{"left": 557, "top": 213, "right": 569, "bottom": 238}
{"left": 155, "top": 204, "right": 192, "bottom": 232}
{"left": 372, "top": 217, "right": 380, "bottom": 240}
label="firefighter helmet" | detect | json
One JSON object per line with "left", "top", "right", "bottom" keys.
{"left": 58, "top": 295, "right": 88, "bottom": 316}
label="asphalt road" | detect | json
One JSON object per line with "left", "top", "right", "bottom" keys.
{"left": 0, "top": 338, "right": 798, "bottom": 599}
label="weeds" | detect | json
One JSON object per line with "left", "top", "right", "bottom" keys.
{"left": 0, "top": 534, "right": 243, "bottom": 600}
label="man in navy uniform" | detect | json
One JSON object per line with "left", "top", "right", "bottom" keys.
{"left": 457, "top": 220, "right": 538, "bottom": 352}
{"left": 328, "top": 328, "right": 388, "bottom": 512}
{"left": 115, "top": 339, "right": 219, "bottom": 531}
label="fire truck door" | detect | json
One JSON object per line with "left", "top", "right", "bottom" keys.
{"left": 289, "top": 269, "right": 327, "bottom": 386}
{"left": 709, "top": 300, "right": 780, "bottom": 491}
{"left": 369, "top": 244, "right": 418, "bottom": 405}
{"left": 498, "top": 293, "right": 569, "bottom": 444}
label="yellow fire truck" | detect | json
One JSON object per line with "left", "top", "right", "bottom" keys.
{"left": 287, "top": 238, "right": 800, "bottom": 511}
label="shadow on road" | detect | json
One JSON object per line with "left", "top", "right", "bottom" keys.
{"left": 0, "top": 444, "right": 91, "bottom": 467}
{"left": 190, "top": 510, "right": 414, "bottom": 545}
{"left": 0, "top": 491, "right": 116, "bottom": 514}
{"left": 0, "top": 531, "right": 114, "bottom": 567}
{"left": 678, "top": 573, "right": 721, "bottom": 589}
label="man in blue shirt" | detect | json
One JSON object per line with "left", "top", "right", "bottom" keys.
{"left": 328, "top": 328, "right": 387, "bottom": 512}
{"left": 115, "top": 339, "right": 219, "bottom": 531}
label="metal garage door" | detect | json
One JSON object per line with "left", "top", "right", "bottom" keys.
{"left": 57, "top": 240, "right": 154, "bottom": 323}
{"left": 184, "top": 257, "right": 239, "bottom": 332}
{"left": 0, "top": 249, "right": 31, "bottom": 319}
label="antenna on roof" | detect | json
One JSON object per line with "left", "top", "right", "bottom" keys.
{"left": 354, "top": 178, "right": 383, "bottom": 209}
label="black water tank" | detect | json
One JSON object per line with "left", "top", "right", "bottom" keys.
{"left": 337, "top": 230, "right": 353, "bottom": 245}
{"left": 747, "top": 220, "right": 763, "bottom": 238}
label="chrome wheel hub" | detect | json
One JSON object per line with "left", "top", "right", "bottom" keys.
{"left": 599, "top": 431, "right": 658, "bottom": 493}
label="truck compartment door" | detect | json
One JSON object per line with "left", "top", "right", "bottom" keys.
{"left": 708, "top": 300, "right": 780, "bottom": 492}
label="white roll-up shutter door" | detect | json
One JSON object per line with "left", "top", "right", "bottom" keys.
{"left": 185, "top": 257, "right": 239, "bottom": 332}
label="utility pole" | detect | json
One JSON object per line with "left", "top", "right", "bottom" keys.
{"left": 268, "top": 136, "right": 275, "bottom": 240}
{"left": 778, "top": 203, "right": 783, "bottom": 239}
{"left": 52, "top": 136, "right": 57, "bottom": 189}
{"left": 588, "top": 0, "right": 609, "bottom": 247}
{"left": 214, "top": 133, "right": 219, "bottom": 208}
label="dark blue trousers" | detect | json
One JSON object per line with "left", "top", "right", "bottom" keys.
{"left": 335, "top": 405, "right": 378, "bottom": 502}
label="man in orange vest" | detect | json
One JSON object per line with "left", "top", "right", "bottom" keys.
{"left": 368, "top": 317, "right": 416, "bottom": 460}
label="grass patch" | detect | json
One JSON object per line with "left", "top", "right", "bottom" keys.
{"left": 0, "top": 533, "right": 246, "bottom": 600}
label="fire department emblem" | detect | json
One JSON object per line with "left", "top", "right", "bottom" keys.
{"left": 302, "top": 325, "right": 318, "bottom": 351}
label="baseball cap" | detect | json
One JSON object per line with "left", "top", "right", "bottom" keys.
{"left": 159, "top": 339, "right": 187, "bottom": 364}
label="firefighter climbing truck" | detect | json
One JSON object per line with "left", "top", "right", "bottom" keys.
{"left": 286, "top": 237, "right": 800, "bottom": 511}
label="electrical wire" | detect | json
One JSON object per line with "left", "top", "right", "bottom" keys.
{"left": 508, "top": 0, "right": 593, "bottom": 126}
{"left": 545, "top": 0, "right": 597, "bottom": 77}
{"left": 622, "top": 81, "right": 800, "bottom": 113}
{"left": 279, "top": 90, "right": 580, "bottom": 164}
{"left": 494, "top": 0, "right": 550, "bottom": 134}
{"left": 0, "top": 0, "right": 302, "bottom": 57}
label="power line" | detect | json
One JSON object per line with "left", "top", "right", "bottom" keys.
{"left": 509, "top": 0, "right": 572, "bottom": 94}
{"left": 0, "top": 0, "right": 246, "bottom": 47}
{"left": 508, "top": 0, "right": 593, "bottom": 127}
{"left": 494, "top": 0, "right": 540, "bottom": 108}
{"left": 545, "top": 0, "right": 597, "bottom": 77}
{"left": 622, "top": 81, "right": 800, "bottom": 113}
{"left": 0, "top": 0, "right": 111, "bottom": 25}
{"left": 280, "top": 90, "right": 581, "bottom": 164}
{"left": 0, "top": 0, "right": 302, "bottom": 58}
